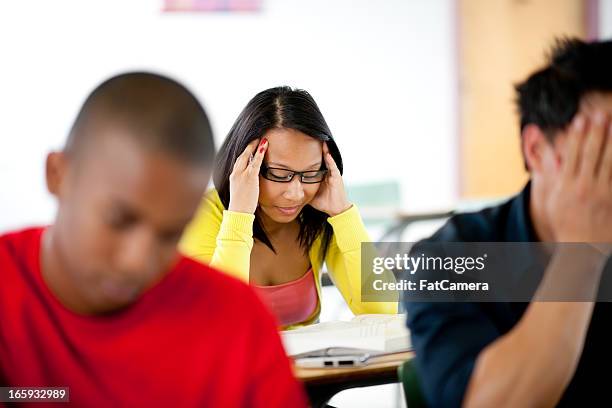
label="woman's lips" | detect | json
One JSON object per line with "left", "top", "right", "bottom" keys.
{"left": 275, "top": 205, "right": 300, "bottom": 215}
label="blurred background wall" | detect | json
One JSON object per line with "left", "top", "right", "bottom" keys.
{"left": 0, "top": 0, "right": 610, "bottom": 231}
{"left": 0, "top": 0, "right": 456, "bottom": 231}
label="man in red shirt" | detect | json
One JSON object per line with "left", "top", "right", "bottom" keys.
{"left": 0, "top": 72, "right": 307, "bottom": 407}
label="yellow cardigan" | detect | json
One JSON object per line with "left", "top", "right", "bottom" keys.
{"left": 179, "top": 189, "right": 398, "bottom": 325}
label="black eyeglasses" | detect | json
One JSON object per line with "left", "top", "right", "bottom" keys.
{"left": 260, "top": 163, "right": 328, "bottom": 184}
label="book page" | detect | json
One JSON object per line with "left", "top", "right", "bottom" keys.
{"left": 281, "top": 314, "right": 410, "bottom": 356}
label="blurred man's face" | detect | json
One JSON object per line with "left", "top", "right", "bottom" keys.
{"left": 48, "top": 128, "right": 210, "bottom": 314}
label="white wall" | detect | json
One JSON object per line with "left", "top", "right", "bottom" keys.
{"left": 0, "top": 0, "right": 457, "bottom": 231}
{"left": 600, "top": 0, "right": 612, "bottom": 38}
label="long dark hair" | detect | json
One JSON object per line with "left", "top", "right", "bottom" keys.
{"left": 214, "top": 86, "right": 343, "bottom": 262}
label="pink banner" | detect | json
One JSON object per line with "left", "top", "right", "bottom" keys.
{"left": 164, "top": 0, "right": 262, "bottom": 12}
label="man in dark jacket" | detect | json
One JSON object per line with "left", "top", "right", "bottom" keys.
{"left": 404, "top": 38, "right": 612, "bottom": 407}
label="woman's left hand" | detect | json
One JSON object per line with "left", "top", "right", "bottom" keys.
{"left": 309, "top": 142, "right": 352, "bottom": 217}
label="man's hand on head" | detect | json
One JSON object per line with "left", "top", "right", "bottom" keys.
{"left": 547, "top": 111, "right": 612, "bottom": 245}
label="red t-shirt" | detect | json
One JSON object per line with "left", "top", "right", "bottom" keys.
{"left": 0, "top": 228, "right": 307, "bottom": 408}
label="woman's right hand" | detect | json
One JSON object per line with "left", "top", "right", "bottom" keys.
{"left": 228, "top": 138, "right": 268, "bottom": 214}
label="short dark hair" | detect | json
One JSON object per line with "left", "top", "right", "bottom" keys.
{"left": 66, "top": 72, "right": 215, "bottom": 165}
{"left": 214, "top": 86, "right": 342, "bottom": 260}
{"left": 515, "top": 38, "right": 612, "bottom": 141}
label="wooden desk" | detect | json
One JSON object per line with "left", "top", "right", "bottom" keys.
{"left": 294, "top": 351, "right": 414, "bottom": 408}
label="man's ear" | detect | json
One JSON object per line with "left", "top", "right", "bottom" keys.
{"left": 521, "top": 124, "right": 550, "bottom": 173}
{"left": 46, "top": 151, "right": 68, "bottom": 198}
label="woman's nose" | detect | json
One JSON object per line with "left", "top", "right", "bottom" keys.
{"left": 283, "top": 177, "right": 305, "bottom": 201}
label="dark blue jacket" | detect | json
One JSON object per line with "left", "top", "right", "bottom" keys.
{"left": 404, "top": 183, "right": 612, "bottom": 407}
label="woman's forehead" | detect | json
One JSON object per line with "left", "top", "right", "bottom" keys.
{"left": 263, "top": 128, "right": 323, "bottom": 167}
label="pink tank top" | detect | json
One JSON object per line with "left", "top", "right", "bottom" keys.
{"left": 253, "top": 269, "right": 318, "bottom": 328}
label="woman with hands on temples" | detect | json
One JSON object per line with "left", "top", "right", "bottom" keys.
{"left": 180, "top": 87, "right": 397, "bottom": 329}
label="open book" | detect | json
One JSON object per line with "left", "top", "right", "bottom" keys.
{"left": 281, "top": 314, "right": 411, "bottom": 356}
